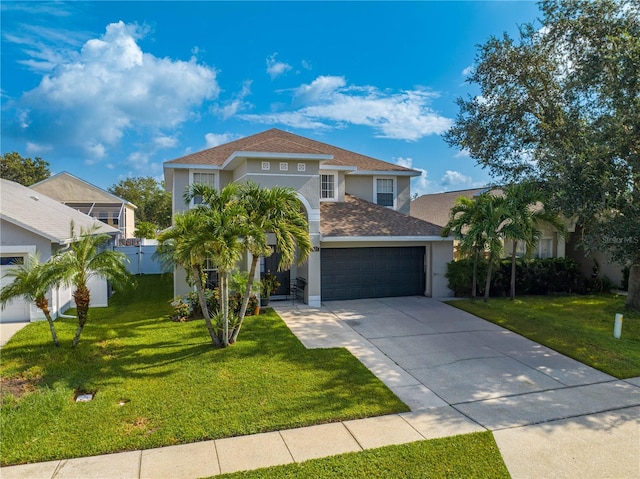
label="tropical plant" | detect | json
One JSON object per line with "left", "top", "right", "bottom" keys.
{"left": 55, "top": 223, "right": 133, "bottom": 347}
{"left": 0, "top": 253, "right": 63, "bottom": 346}
{"left": 500, "top": 183, "right": 567, "bottom": 299}
{"left": 156, "top": 208, "right": 227, "bottom": 347}
{"left": 231, "top": 181, "right": 311, "bottom": 343}
{"left": 475, "top": 194, "right": 508, "bottom": 302}
{"left": 442, "top": 194, "right": 487, "bottom": 300}
{"left": 442, "top": 192, "right": 507, "bottom": 302}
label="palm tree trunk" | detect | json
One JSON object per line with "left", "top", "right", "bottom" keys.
{"left": 221, "top": 271, "right": 229, "bottom": 347}
{"left": 510, "top": 241, "right": 517, "bottom": 300}
{"left": 192, "top": 265, "right": 221, "bottom": 348}
{"left": 484, "top": 253, "right": 494, "bottom": 303}
{"left": 471, "top": 250, "right": 479, "bottom": 301}
{"left": 36, "top": 296, "right": 59, "bottom": 347}
{"left": 72, "top": 285, "right": 90, "bottom": 347}
{"left": 231, "top": 255, "right": 259, "bottom": 344}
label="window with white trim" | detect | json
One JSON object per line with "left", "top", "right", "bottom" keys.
{"left": 320, "top": 173, "right": 337, "bottom": 201}
{"left": 192, "top": 172, "right": 215, "bottom": 205}
{"left": 375, "top": 177, "right": 395, "bottom": 207}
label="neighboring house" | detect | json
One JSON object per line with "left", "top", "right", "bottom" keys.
{"left": 0, "top": 179, "right": 120, "bottom": 323}
{"left": 411, "top": 187, "right": 572, "bottom": 259}
{"left": 31, "top": 172, "right": 137, "bottom": 241}
{"left": 164, "top": 128, "right": 454, "bottom": 306}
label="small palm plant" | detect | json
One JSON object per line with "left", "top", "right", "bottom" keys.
{"left": 0, "top": 253, "right": 64, "bottom": 346}
{"left": 55, "top": 223, "right": 133, "bottom": 347}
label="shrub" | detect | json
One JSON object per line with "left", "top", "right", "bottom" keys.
{"left": 171, "top": 288, "right": 259, "bottom": 320}
{"left": 446, "top": 257, "right": 587, "bottom": 297}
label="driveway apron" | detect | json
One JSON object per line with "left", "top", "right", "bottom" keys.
{"left": 276, "top": 297, "right": 640, "bottom": 478}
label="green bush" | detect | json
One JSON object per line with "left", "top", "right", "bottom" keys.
{"left": 446, "top": 257, "right": 587, "bottom": 297}
{"left": 175, "top": 288, "right": 259, "bottom": 320}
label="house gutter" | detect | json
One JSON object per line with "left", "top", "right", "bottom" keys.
{"left": 321, "top": 235, "right": 454, "bottom": 242}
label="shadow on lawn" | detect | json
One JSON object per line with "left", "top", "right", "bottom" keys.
{"left": 1, "top": 274, "right": 403, "bottom": 429}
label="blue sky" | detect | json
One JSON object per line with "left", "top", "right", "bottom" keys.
{"left": 1, "top": 1, "right": 541, "bottom": 195}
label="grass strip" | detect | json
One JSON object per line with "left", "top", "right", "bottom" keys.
{"left": 216, "top": 432, "right": 509, "bottom": 479}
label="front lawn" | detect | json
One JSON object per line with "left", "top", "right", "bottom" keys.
{"left": 0, "top": 275, "right": 408, "bottom": 466}
{"left": 448, "top": 294, "right": 640, "bottom": 378}
{"left": 217, "top": 432, "right": 509, "bottom": 479}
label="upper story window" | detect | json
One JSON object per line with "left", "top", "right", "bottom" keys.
{"left": 375, "top": 177, "right": 395, "bottom": 207}
{"left": 320, "top": 173, "right": 337, "bottom": 201}
{"left": 192, "top": 172, "right": 216, "bottom": 205}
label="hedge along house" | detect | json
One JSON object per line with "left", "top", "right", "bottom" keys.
{"left": 0, "top": 179, "right": 120, "bottom": 323}
{"left": 163, "top": 129, "right": 454, "bottom": 306}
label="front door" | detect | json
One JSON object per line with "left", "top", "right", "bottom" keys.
{"left": 264, "top": 251, "right": 290, "bottom": 296}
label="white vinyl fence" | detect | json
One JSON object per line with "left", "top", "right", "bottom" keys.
{"left": 113, "top": 245, "right": 164, "bottom": 275}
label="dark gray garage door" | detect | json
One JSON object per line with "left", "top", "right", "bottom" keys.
{"left": 321, "top": 247, "right": 425, "bottom": 301}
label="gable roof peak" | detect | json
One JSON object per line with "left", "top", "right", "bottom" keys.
{"left": 165, "top": 128, "right": 418, "bottom": 174}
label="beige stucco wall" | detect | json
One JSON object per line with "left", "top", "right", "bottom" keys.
{"left": 172, "top": 169, "right": 190, "bottom": 215}
{"left": 32, "top": 174, "right": 116, "bottom": 203}
{"left": 345, "top": 175, "right": 374, "bottom": 203}
{"left": 431, "top": 241, "right": 455, "bottom": 298}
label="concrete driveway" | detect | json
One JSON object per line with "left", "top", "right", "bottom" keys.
{"left": 276, "top": 296, "right": 640, "bottom": 478}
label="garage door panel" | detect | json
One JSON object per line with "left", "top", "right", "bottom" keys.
{"left": 321, "top": 247, "right": 425, "bottom": 301}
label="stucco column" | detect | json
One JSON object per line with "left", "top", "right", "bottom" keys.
{"left": 306, "top": 233, "right": 322, "bottom": 307}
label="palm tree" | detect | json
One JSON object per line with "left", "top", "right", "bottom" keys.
{"left": 501, "top": 183, "right": 567, "bottom": 300}
{"left": 55, "top": 223, "right": 132, "bottom": 347}
{"left": 156, "top": 209, "right": 224, "bottom": 347}
{"left": 231, "top": 181, "right": 312, "bottom": 343}
{"left": 475, "top": 194, "right": 508, "bottom": 303}
{"left": 183, "top": 182, "right": 246, "bottom": 347}
{"left": 442, "top": 192, "right": 507, "bottom": 302}
{"left": 442, "top": 194, "right": 488, "bottom": 300}
{"left": 0, "top": 253, "right": 63, "bottom": 346}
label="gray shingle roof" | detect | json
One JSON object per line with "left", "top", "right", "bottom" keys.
{"left": 166, "top": 128, "right": 417, "bottom": 173}
{"left": 1, "top": 179, "right": 120, "bottom": 244}
{"left": 321, "top": 195, "right": 443, "bottom": 238}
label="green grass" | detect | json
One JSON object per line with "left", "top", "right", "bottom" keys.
{"left": 447, "top": 294, "right": 640, "bottom": 379}
{"left": 216, "top": 432, "right": 509, "bottom": 479}
{"left": 0, "top": 275, "right": 408, "bottom": 466}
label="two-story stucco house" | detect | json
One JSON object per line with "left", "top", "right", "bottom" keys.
{"left": 164, "top": 129, "right": 454, "bottom": 306}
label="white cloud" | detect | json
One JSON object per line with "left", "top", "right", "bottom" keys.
{"left": 9, "top": 21, "right": 219, "bottom": 161}
{"left": 439, "top": 170, "right": 486, "bottom": 190}
{"left": 204, "top": 132, "right": 241, "bottom": 148}
{"left": 453, "top": 149, "right": 471, "bottom": 158}
{"left": 266, "top": 53, "right": 292, "bottom": 79}
{"left": 25, "top": 141, "right": 52, "bottom": 155}
{"left": 212, "top": 80, "right": 253, "bottom": 119}
{"left": 394, "top": 157, "right": 434, "bottom": 196}
{"left": 241, "top": 75, "right": 452, "bottom": 141}
{"left": 462, "top": 65, "right": 474, "bottom": 76}
{"left": 154, "top": 135, "right": 179, "bottom": 149}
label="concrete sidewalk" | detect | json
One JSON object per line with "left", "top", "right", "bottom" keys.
{"left": 2, "top": 298, "right": 639, "bottom": 478}
{"left": 2, "top": 408, "right": 485, "bottom": 479}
